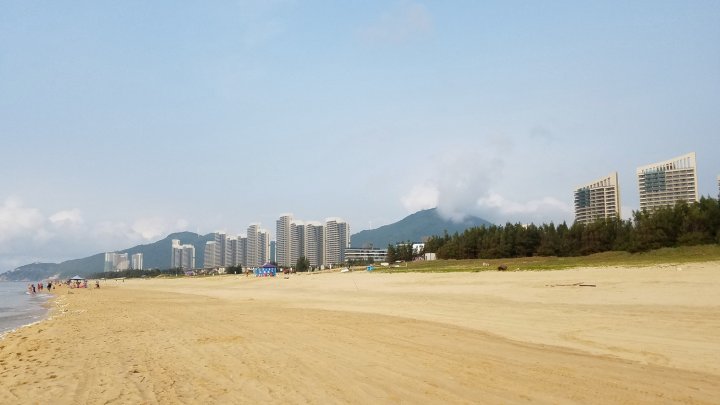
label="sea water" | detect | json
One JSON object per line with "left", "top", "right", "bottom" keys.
{"left": 0, "top": 281, "right": 51, "bottom": 336}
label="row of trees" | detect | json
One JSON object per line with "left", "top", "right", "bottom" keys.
{"left": 386, "top": 243, "right": 416, "bottom": 263}
{"left": 423, "top": 198, "right": 720, "bottom": 260}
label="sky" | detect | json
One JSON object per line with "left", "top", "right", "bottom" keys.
{"left": 1, "top": 1, "right": 719, "bottom": 271}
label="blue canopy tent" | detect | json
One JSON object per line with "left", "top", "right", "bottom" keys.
{"left": 254, "top": 262, "right": 277, "bottom": 277}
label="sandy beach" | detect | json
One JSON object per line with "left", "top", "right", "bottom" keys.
{"left": 1, "top": 263, "right": 719, "bottom": 404}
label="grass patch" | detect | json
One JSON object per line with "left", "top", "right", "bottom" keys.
{"left": 371, "top": 244, "right": 720, "bottom": 273}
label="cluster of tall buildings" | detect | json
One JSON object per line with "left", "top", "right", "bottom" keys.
{"left": 276, "top": 215, "right": 350, "bottom": 268}
{"left": 202, "top": 225, "right": 272, "bottom": 269}
{"left": 171, "top": 239, "right": 196, "bottom": 270}
{"left": 195, "top": 215, "right": 350, "bottom": 270}
{"left": 104, "top": 252, "right": 143, "bottom": 272}
{"left": 573, "top": 152, "right": 713, "bottom": 224}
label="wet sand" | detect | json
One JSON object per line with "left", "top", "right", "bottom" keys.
{"left": 1, "top": 262, "right": 719, "bottom": 404}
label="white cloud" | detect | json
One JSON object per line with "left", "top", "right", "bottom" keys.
{"left": 131, "top": 217, "right": 189, "bottom": 240}
{"left": 434, "top": 148, "right": 504, "bottom": 222}
{"left": 0, "top": 196, "right": 193, "bottom": 272}
{"left": 401, "top": 183, "right": 439, "bottom": 212}
{"left": 49, "top": 209, "right": 84, "bottom": 227}
{"left": 175, "top": 218, "right": 190, "bottom": 230}
{"left": 399, "top": 138, "right": 574, "bottom": 225}
{"left": 0, "top": 197, "right": 45, "bottom": 243}
{"left": 359, "top": 2, "right": 433, "bottom": 44}
{"left": 476, "top": 192, "right": 572, "bottom": 223}
{"left": 132, "top": 218, "right": 167, "bottom": 240}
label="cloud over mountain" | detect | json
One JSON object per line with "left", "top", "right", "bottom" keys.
{"left": 400, "top": 139, "right": 573, "bottom": 225}
{"left": 0, "top": 196, "right": 189, "bottom": 273}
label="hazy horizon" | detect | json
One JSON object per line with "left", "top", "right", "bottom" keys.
{"left": 2, "top": 1, "right": 719, "bottom": 271}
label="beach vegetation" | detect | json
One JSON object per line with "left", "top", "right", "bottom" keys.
{"left": 377, "top": 244, "right": 720, "bottom": 273}
{"left": 422, "top": 198, "right": 720, "bottom": 261}
{"left": 296, "top": 256, "right": 310, "bottom": 272}
{"left": 386, "top": 242, "right": 416, "bottom": 263}
{"left": 226, "top": 265, "right": 243, "bottom": 275}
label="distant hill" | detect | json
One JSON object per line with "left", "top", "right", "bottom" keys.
{"left": 0, "top": 232, "right": 213, "bottom": 282}
{"left": 351, "top": 208, "right": 492, "bottom": 248}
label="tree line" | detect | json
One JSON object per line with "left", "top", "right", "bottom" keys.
{"left": 423, "top": 197, "right": 720, "bottom": 260}
{"left": 386, "top": 243, "right": 416, "bottom": 263}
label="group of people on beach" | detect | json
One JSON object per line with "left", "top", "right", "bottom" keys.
{"left": 27, "top": 281, "right": 53, "bottom": 294}
{"left": 26, "top": 279, "right": 101, "bottom": 294}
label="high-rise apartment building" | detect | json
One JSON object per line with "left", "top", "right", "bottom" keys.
{"left": 116, "top": 253, "right": 129, "bottom": 271}
{"left": 290, "top": 221, "right": 305, "bottom": 266}
{"left": 325, "top": 218, "right": 350, "bottom": 265}
{"left": 216, "top": 232, "right": 229, "bottom": 266}
{"left": 637, "top": 153, "right": 698, "bottom": 211}
{"left": 131, "top": 253, "right": 143, "bottom": 270}
{"left": 246, "top": 224, "right": 259, "bottom": 268}
{"left": 182, "top": 245, "right": 195, "bottom": 269}
{"left": 238, "top": 237, "right": 247, "bottom": 268}
{"left": 276, "top": 214, "right": 293, "bottom": 267}
{"left": 573, "top": 172, "right": 621, "bottom": 224}
{"left": 171, "top": 240, "right": 182, "bottom": 268}
{"left": 270, "top": 240, "right": 276, "bottom": 264}
{"left": 305, "top": 221, "right": 325, "bottom": 268}
{"left": 204, "top": 241, "right": 218, "bottom": 268}
{"left": 104, "top": 252, "right": 115, "bottom": 272}
{"left": 104, "top": 252, "right": 129, "bottom": 272}
{"left": 171, "top": 239, "right": 195, "bottom": 269}
{"left": 242, "top": 225, "right": 271, "bottom": 267}
{"left": 228, "top": 236, "right": 241, "bottom": 266}
{"left": 258, "top": 229, "right": 270, "bottom": 265}
{"left": 202, "top": 232, "right": 241, "bottom": 267}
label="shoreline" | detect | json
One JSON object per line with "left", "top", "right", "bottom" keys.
{"left": 1, "top": 263, "right": 719, "bottom": 403}
{"left": 0, "top": 284, "right": 54, "bottom": 339}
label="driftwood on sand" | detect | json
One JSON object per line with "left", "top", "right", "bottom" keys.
{"left": 546, "top": 282, "right": 596, "bottom": 287}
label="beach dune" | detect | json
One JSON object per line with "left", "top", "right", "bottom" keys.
{"left": 1, "top": 263, "right": 719, "bottom": 404}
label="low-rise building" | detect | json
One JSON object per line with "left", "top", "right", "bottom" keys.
{"left": 344, "top": 247, "right": 388, "bottom": 263}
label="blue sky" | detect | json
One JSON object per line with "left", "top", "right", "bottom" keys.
{"left": 1, "top": 1, "right": 719, "bottom": 270}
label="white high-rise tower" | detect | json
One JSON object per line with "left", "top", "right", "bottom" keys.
{"left": 574, "top": 172, "right": 620, "bottom": 224}
{"left": 276, "top": 214, "right": 293, "bottom": 267}
{"left": 637, "top": 153, "right": 698, "bottom": 211}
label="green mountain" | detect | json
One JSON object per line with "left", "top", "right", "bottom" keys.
{"left": 0, "top": 232, "right": 213, "bottom": 282}
{"left": 351, "top": 208, "right": 492, "bottom": 248}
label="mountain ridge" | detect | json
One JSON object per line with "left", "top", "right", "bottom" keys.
{"left": 351, "top": 208, "right": 492, "bottom": 248}
{"left": 0, "top": 232, "right": 212, "bottom": 282}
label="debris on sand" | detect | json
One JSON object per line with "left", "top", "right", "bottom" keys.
{"left": 546, "top": 282, "right": 596, "bottom": 287}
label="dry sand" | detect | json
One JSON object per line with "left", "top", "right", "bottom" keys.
{"left": 1, "top": 262, "right": 719, "bottom": 404}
